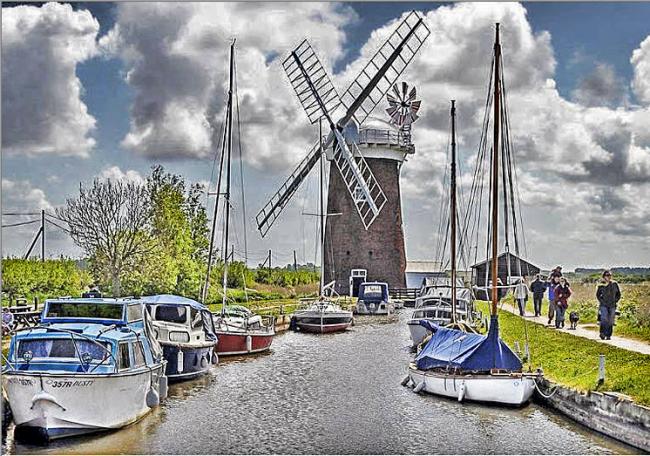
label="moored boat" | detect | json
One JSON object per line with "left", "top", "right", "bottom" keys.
{"left": 291, "top": 299, "right": 353, "bottom": 333}
{"left": 1, "top": 297, "right": 167, "bottom": 442}
{"left": 213, "top": 306, "right": 275, "bottom": 356}
{"left": 355, "top": 282, "right": 394, "bottom": 315}
{"left": 407, "top": 320, "right": 538, "bottom": 406}
{"left": 143, "top": 294, "right": 218, "bottom": 381}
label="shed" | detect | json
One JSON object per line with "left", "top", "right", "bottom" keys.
{"left": 471, "top": 252, "right": 540, "bottom": 300}
{"left": 404, "top": 260, "right": 444, "bottom": 289}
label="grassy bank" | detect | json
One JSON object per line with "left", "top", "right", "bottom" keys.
{"left": 515, "top": 282, "right": 650, "bottom": 343}
{"left": 478, "top": 301, "right": 650, "bottom": 406}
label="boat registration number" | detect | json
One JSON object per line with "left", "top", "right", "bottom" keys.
{"left": 46, "top": 380, "right": 95, "bottom": 388}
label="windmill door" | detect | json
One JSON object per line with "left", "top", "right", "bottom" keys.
{"left": 349, "top": 269, "right": 367, "bottom": 297}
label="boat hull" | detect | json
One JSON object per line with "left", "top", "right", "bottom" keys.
{"left": 355, "top": 301, "right": 395, "bottom": 315}
{"left": 408, "top": 320, "right": 430, "bottom": 347}
{"left": 293, "top": 314, "right": 353, "bottom": 333}
{"left": 408, "top": 366, "right": 537, "bottom": 406}
{"left": 3, "top": 365, "right": 165, "bottom": 441}
{"left": 161, "top": 344, "right": 216, "bottom": 381}
{"left": 215, "top": 330, "right": 274, "bottom": 356}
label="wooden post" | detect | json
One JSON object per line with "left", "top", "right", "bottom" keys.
{"left": 598, "top": 354, "right": 605, "bottom": 383}
{"left": 41, "top": 209, "right": 45, "bottom": 262}
{"left": 268, "top": 249, "right": 272, "bottom": 270}
{"left": 293, "top": 250, "right": 298, "bottom": 272}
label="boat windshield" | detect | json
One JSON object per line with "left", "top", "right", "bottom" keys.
{"left": 17, "top": 338, "right": 111, "bottom": 362}
{"left": 361, "top": 285, "right": 384, "bottom": 298}
{"left": 46, "top": 302, "right": 124, "bottom": 320}
{"left": 154, "top": 305, "right": 187, "bottom": 324}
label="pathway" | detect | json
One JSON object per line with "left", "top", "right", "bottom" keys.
{"left": 500, "top": 303, "right": 650, "bottom": 355}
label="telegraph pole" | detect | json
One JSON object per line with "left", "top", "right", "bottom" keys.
{"left": 41, "top": 209, "right": 45, "bottom": 262}
{"left": 293, "top": 250, "right": 298, "bottom": 272}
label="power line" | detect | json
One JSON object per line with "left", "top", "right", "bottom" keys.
{"left": 2, "top": 219, "right": 40, "bottom": 228}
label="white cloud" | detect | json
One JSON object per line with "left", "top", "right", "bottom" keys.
{"left": 631, "top": 35, "right": 650, "bottom": 105}
{"left": 2, "top": 179, "right": 54, "bottom": 213}
{"left": 102, "top": 2, "right": 356, "bottom": 167}
{"left": 1, "top": 2, "right": 99, "bottom": 157}
{"left": 98, "top": 166, "right": 145, "bottom": 184}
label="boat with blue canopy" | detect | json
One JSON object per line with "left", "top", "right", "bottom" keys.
{"left": 1, "top": 297, "right": 168, "bottom": 442}
{"left": 142, "top": 294, "right": 218, "bottom": 381}
{"left": 406, "top": 25, "right": 541, "bottom": 406}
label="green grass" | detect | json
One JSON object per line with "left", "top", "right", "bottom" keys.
{"left": 478, "top": 301, "right": 650, "bottom": 406}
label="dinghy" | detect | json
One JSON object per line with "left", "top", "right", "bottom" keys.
{"left": 1, "top": 297, "right": 167, "bottom": 442}
{"left": 144, "top": 294, "right": 218, "bottom": 380}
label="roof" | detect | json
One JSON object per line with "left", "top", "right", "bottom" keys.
{"left": 15, "top": 322, "right": 139, "bottom": 342}
{"left": 141, "top": 294, "right": 207, "bottom": 310}
{"left": 470, "top": 252, "right": 539, "bottom": 270}
{"left": 405, "top": 261, "right": 443, "bottom": 274}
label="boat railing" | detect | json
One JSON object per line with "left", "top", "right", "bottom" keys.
{"left": 9, "top": 325, "right": 118, "bottom": 373}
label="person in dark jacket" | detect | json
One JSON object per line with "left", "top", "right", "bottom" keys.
{"left": 547, "top": 275, "right": 560, "bottom": 325}
{"left": 530, "top": 274, "right": 546, "bottom": 317}
{"left": 554, "top": 277, "right": 571, "bottom": 329}
{"left": 596, "top": 270, "right": 621, "bottom": 340}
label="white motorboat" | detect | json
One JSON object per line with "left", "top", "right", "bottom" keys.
{"left": 2, "top": 297, "right": 167, "bottom": 442}
{"left": 355, "top": 282, "right": 394, "bottom": 315}
{"left": 291, "top": 299, "right": 353, "bottom": 333}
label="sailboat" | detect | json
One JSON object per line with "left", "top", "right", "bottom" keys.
{"left": 202, "top": 40, "right": 275, "bottom": 356}
{"left": 407, "top": 100, "right": 477, "bottom": 347}
{"left": 290, "top": 123, "right": 353, "bottom": 334}
{"left": 406, "top": 24, "right": 541, "bottom": 406}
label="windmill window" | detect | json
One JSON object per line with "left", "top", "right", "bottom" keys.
{"left": 369, "top": 251, "right": 373, "bottom": 257}
{"left": 346, "top": 251, "right": 350, "bottom": 256}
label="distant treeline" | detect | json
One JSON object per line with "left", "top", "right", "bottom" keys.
{"left": 574, "top": 267, "right": 650, "bottom": 275}
{"left": 1, "top": 258, "right": 319, "bottom": 305}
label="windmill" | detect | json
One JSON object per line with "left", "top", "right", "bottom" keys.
{"left": 256, "top": 11, "right": 430, "bottom": 294}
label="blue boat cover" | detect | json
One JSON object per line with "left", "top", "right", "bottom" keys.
{"left": 358, "top": 282, "right": 389, "bottom": 302}
{"left": 414, "top": 315, "right": 522, "bottom": 372}
{"left": 142, "top": 294, "right": 207, "bottom": 310}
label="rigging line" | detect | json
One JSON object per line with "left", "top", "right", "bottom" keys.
{"left": 233, "top": 55, "right": 249, "bottom": 266}
{"left": 1, "top": 219, "right": 40, "bottom": 228}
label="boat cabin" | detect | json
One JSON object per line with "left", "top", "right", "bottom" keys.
{"left": 357, "top": 282, "right": 389, "bottom": 304}
{"left": 143, "top": 295, "right": 216, "bottom": 345}
{"left": 6, "top": 298, "right": 160, "bottom": 374}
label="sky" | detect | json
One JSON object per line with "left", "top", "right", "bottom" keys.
{"left": 2, "top": 2, "right": 650, "bottom": 271}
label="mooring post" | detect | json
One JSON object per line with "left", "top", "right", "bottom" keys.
{"left": 598, "top": 354, "right": 606, "bottom": 383}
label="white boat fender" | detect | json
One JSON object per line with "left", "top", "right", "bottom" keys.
{"left": 201, "top": 354, "right": 208, "bottom": 368}
{"left": 146, "top": 387, "right": 160, "bottom": 408}
{"left": 246, "top": 335, "right": 252, "bottom": 353}
{"left": 458, "top": 382, "right": 466, "bottom": 402}
{"left": 211, "top": 350, "right": 219, "bottom": 365}
{"left": 413, "top": 381, "right": 425, "bottom": 394}
{"left": 401, "top": 375, "right": 411, "bottom": 387}
{"left": 158, "top": 375, "right": 168, "bottom": 400}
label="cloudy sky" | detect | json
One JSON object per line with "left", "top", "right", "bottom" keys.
{"left": 2, "top": 2, "right": 650, "bottom": 270}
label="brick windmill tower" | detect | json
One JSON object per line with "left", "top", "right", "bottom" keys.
{"left": 255, "top": 12, "right": 430, "bottom": 296}
{"left": 324, "top": 82, "right": 420, "bottom": 295}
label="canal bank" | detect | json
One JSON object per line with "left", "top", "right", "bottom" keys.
{"left": 2, "top": 310, "right": 636, "bottom": 454}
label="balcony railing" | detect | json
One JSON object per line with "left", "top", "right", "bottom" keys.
{"left": 358, "top": 128, "right": 413, "bottom": 150}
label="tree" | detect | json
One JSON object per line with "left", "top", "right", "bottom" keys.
{"left": 57, "top": 179, "right": 152, "bottom": 296}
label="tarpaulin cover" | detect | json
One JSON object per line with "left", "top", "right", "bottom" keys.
{"left": 414, "top": 315, "right": 522, "bottom": 372}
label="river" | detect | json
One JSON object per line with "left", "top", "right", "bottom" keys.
{"left": 2, "top": 311, "right": 636, "bottom": 454}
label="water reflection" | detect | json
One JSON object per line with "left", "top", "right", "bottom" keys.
{"left": 4, "top": 311, "right": 636, "bottom": 454}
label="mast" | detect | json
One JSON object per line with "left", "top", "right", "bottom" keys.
{"left": 202, "top": 42, "right": 233, "bottom": 303}
{"left": 490, "top": 24, "right": 501, "bottom": 317}
{"left": 450, "top": 100, "right": 458, "bottom": 323}
{"left": 319, "top": 118, "right": 325, "bottom": 297}
{"left": 221, "top": 39, "right": 236, "bottom": 314}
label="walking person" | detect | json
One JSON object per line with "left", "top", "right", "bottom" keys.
{"left": 554, "top": 277, "right": 572, "bottom": 329}
{"left": 514, "top": 278, "right": 530, "bottom": 316}
{"left": 530, "top": 274, "right": 545, "bottom": 317}
{"left": 596, "top": 270, "right": 621, "bottom": 340}
{"left": 547, "top": 276, "right": 558, "bottom": 325}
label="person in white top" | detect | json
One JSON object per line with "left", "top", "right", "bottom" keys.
{"left": 514, "top": 278, "right": 530, "bottom": 316}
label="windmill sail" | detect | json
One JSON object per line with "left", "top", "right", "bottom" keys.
{"left": 283, "top": 40, "right": 341, "bottom": 125}
{"left": 339, "top": 11, "right": 430, "bottom": 128}
{"left": 256, "top": 141, "right": 322, "bottom": 237}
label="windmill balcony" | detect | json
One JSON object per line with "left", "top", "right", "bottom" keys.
{"left": 358, "top": 128, "right": 414, "bottom": 152}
